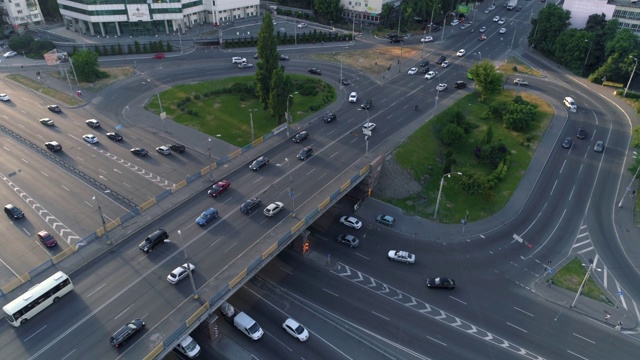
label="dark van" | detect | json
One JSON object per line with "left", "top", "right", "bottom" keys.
{"left": 138, "top": 229, "right": 168, "bottom": 253}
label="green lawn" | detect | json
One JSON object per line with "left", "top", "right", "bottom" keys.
{"left": 497, "top": 56, "right": 545, "bottom": 78}
{"left": 548, "top": 257, "right": 612, "bottom": 305}
{"left": 145, "top": 75, "right": 335, "bottom": 146}
{"left": 383, "top": 91, "right": 553, "bottom": 223}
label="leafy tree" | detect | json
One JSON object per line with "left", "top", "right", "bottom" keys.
{"left": 458, "top": 171, "right": 486, "bottom": 195}
{"left": 504, "top": 103, "right": 538, "bottom": 131}
{"left": 8, "top": 35, "right": 34, "bottom": 53}
{"left": 380, "top": 2, "right": 395, "bottom": 27}
{"left": 256, "top": 12, "right": 279, "bottom": 110}
{"left": 554, "top": 29, "right": 591, "bottom": 74}
{"left": 268, "top": 67, "right": 289, "bottom": 123}
{"left": 72, "top": 49, "right": 107, "bottom": 82}
{"left": 487, "top": 100, "right": 510, "bottom": 120}
{"left": 468, "top": 61, "right": 504, "bottom": 102}
{"left": 482, "top": 123, "right": 494, "bottom": 146}
{"left": 590, "top": 29, "right": 640, "bottom": 83}
{"left": 440, "top": 123, "right": 464, "bottom": 145}
{"left": 528, "top": 4, "right": 571, "bottom": 57}
{"left": 313, "top": 0, "right": 344, "bottom": 23}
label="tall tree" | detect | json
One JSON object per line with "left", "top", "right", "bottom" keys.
{"left": 468, "top": 61, "right": 504, "bottom": 102}
{"left": 528, "top": 4, "right": 571, "bottom": 57}
{"left": 591, "top": 29, "right": 640, "bottom": 83}
{"left": 71, "top": 49, "right": 102, "bottom": 82}
{"left": 268, "top": 67, "right": 289, "bottom": 123}
{"left": 256, "top": 13, "right": 279, "bottom": 110}
{"left": 554, "top": 29, "right": 591, "bottom": 74}
{"left": 313, "top": 0, "right": 344, "bottom": 23}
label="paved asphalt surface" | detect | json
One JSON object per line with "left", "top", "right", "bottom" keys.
{"left": 1, "top": 2, "right": 640, "bottom": 360}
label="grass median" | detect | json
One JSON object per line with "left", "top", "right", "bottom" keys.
{"left": 548, "top": 257, "right": 613, "bottom": 305}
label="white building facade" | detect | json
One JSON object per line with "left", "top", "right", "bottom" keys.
{"left": 57, "top": 0, "right": 259, "bottom": 37}
{"left": 1, "top": 0, "right": 45, "bottom": 33}
{"left": 564, "top": 0, "right": 640, "bottom": 35}
{"left": 341, "top": 0, "right": 400, "bottom": 24}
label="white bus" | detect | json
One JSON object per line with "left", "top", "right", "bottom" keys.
{"left": 3, "top": 271, "right": 74, "bottom": 327}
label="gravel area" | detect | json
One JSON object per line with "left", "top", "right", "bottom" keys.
{"left": 373, "top": 155, "right": 423, "bottom": 199}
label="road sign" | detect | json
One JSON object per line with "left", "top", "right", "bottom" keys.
{"left": 115, "top": 124, "right": 122, "bottom": 130}
{"left": 618, "top": 290, "right": 623, "bottom": 296}
{"left": 289, "top": 191, "right": 294, "bottom": 199}
{"left": 547, "top": 268, "right": 553, "bottom": 273}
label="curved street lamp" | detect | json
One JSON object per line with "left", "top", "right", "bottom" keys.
{"left": 434, "top": 172, "right": 463, "bottom": 220}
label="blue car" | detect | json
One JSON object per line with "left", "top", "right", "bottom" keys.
{"left": 196, "top": 208, "right": 219, "bottom": 226}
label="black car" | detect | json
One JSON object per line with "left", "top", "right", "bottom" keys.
{"left": 387, "top": 33, "right": 399, "bottom": 39}
{"left": 361, "top": 99, "right": 372, "bottom": 110}
{"left": 419, "top": 59, "right": 430, "bottom": 67}
{"left": 106, "top": 132, "right": 123, "bottom": 141}
{"left": 435, "top": 56, "right": 446, "bottom": 65}
{"left": 293, "top": 130, "right": 309, "bottom": 143}
{"left": 249, "top": 156, "right": 269, "bottom": 170}
{"left": 308, "top": 68, "right": 322, "bottom": 75}
{"left": 170, "top": 143, "right": 186, "bottom": 153}
{"left": 454, "top": 81, "right": 467, "bottom": 89}
{"left": 45, "top": 141, "right": 62, "bottom": 152}
{"left": 4, "top": 204, "right": 24, "bottom": 220}
{"left": 562, "top": 137, "right": 573, "bottom": 149}
{"left": 576, "top": 126, "right": 587, "bottom": 139}
{"left": 431, "top": 25, "right": 442, "bottom": 32}
{"left": 322, "top": 112, "right": 337, "bottom": 123}
{"left": 47, "top": 105, "right": 62, "bottom": 113}
{"left": 389, "top": 37, "right": 403, "bottom": 43}
{"left": 110, "top": 319, "right": 146, "bottom": 348}
{"left": 240, "top": 197, "right": 262, "bottom": 214}
{"left": 297, "top": 146, "right": 313, "bottom": 160}
{"left": 279, "top": 55, "right": 289, "bottom": 61}
{"left": 426, "top": 277, "right": 456, "bottom": 289}
{"left": 130, "top": 147, "right": 148, "bottom": 156}
{"left": 420, "top": 67, "right": 430, "bottom": 74}
{"left": 336, "top": 234, "right": 360, "bottom": 248}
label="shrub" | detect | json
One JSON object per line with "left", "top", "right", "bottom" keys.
{"left": 194, "top": 94, "right": 201, "bottom": 100}
{"left": 184, "top": 96, "right": 191, "bottom": 102}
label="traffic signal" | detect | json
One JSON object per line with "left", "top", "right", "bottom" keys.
{"left": 302, "top": 240, "right": 310, "bottom": 254}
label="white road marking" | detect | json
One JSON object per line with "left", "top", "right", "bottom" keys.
{"left": 322, "top": 288, "right": 339, "bottom": 297}
{"left": 371, "top": 311, "right": 389, "bottom": 320}
{"left": 513, "top": 307, "right": 534, "bottom": 317}
{"left": 87, "top": 284, "right": 107, "bottom": 297}
{"left": 426, "top": 336, "right": 447, "bottom": 346}
{"left": 449, "top": 296, "right": 467, "bottom": 305}
{"left": 572, "top": 333, "right": 595, "bottom": 344}
{"left": 24, "top": 326, "right": 48, "bottom": 342}
{"left": 506, "top": 322, "right": 527, "bottom": 333}
{"left": 567, "top": 350, "right": 589, "bottom": 359}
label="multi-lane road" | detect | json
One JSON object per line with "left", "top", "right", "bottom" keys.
{"left": 1, "top": 1, "right": 640, "bottom": 359}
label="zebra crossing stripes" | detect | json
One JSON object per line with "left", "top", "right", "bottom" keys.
{"left": 332, "top": 263, "right": 545, "bottom": 360}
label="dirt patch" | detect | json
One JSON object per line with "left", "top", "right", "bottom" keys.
{"left": 309, "top": 45, "right": 424, "bottom": 76}
{"left": 374, "top": 156, "right": 423, "bottom": 199}
{"left": 46, "top": 66, "right": 135, "bottom": 91}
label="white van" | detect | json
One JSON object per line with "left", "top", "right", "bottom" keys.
{"left": 234, "top": 312, "right": 264, "bottom": 340}
{"left": 563, "top": 97, "right": 577, "bottom": 112}
{"left": 175, "top": 335, "right": 201, "bottom": 358}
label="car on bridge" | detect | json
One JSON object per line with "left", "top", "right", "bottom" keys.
{"left": 249, "top": 156, "right": 269, "bottom": 170}
{"left": 240, "top": 197, "right": 262, "bottom": 214}
{"left": 293, "top": 130, "right": 309, "bottom": 143}
{"left": 156, "top": 145, "right": 171, "bottom": 155}
{"left": 263, "top": 202, "right": 284, "bottom": 217}
{"left": 208, "top": 180, "right": 231, "bottom": 197}
{"left": 170, "top": 143, "right": 186, "bottom": 153}
{"left": 130, "top": 147, "right": 148, "bottom": 156}
{"left": 426, "top": 277, "right": 456, "bottom": 289}
{"left": 283, "top": 318, "right": 309, "bottom": 341}
{"left": 37, "top": 230, "right": 57, "bottom": 247}
{"left": 196, "top": 208, "right": 218, "bottom": 226}
{"left": 336, "top": 234, "right": 360, "bottom": 247}
{"left": 322, "top": 112, "right": 337, "bottom": 123}
{"left": 167, "top": 263, "right": 195, "bottom": 284}
{"left": 107, "top": 132, "right": 123, "bottom": 141}
{"left": 110, "top": 318, "right": 146, "bottom": 348}
{"left": 297, "top": 146, "right": 313, "bottom": 160}
{"left": 47, "top": 104, "right": 62, "bottom": 113}
{"left": 85, "top": 119, "right": 100, "bottom": 128}
{"left": 40, "top": 118, "right": 54, "bottom": 126}
{"left": 83, "top": 134, "right": 98, "bottom": 144}
{"left": 340, "top": 216, "right": 362, "bottom": 229}
{"left": 388, "top": 250, "right": 416, "bottom": 264}
{"left": 45, "top": 141, "right": 62, "bottom": 152}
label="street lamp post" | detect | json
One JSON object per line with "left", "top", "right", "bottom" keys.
{"left": 624, "top": 56, "right": 638, "bottom": 97}
{"left": 582, "top": 39, "right": 593, "bottom": 76}
{"left": 434, "top": 172, "right": 462, "bottom": 220}
{"left": 248, "top": 109, "right": 258, "bottom": 141}
{"left": 177, "top": 230, "right": 199, "bottom": 300}
{"left": 208, "top": 138, "right": 213, "bottom": 181}
{"left": 618, "top": 152, "right": 640, "bottom": 207}
{"left": 286, "top": 92, "right": 298, "bottom": 136}
{"left": 570, "top": 258, "right": 600, "bottom": 308}
{"left": 93, "top": 190, "right": 112, "bottom": 245}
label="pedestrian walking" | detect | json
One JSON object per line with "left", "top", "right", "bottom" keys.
{"left": 604, "top": 311, "right": 611, "bottom": 321}
{"left": 547, "top": 279, "right": 553, "bottom": 288}
{"left": 615, "top": 321, "right": 622, "bottom": 331}
{"left": 631, "top": 190, "right": 636, "bottom": 198}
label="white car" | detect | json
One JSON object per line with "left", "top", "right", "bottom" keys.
{"left": 441, "top": 60, "right": 451, "bottom": 68}
{"left": 484, "top": 8, "right": 491, "bottom": 14}
{"left": 450, "top": 19, "right": 459, "bottom": 26}
{"left": 489, "top": 5, "right": 496, "bottom": 10}
{"left": 85, "top": 119, "right": 100, "bottom": 128}
{"left": 407, "top": 67, "right": 418, "bottom": 75}
{"left": 498, "top": 18, "right": 506, "bottom": 25}
{"left": 82, "top": 134, "right": 98, "bottom": 144}
{"left": 283, "top": 318, "right": 309, "bottom": 341}
{"left": 460, "top": 24, "right": 471, "bottom": 30}
{"left": 238, "top": 63, "right": 254, "bottom": 69}
{"left": 340, "top": 216, "right": 362, "bottom": 229}
{"left": 167, "top": 263, "right": 195, "bottom": 284}
{"left": 425, "top": 71, "right": 437, "bottom": 79}
{"left": 388, "top": 250, "right": 416, "bottom": 264}
{"left": 348, "top": 92, "right": 358, "bottom": 103}
{"left": 436, "top": 83, "right": 448, "bottom": 91}
{"left": 479, "top": 26, "right": 487, "bottom": 33}
{"left": 499, "top": 27, "right": 507, "bottom": 34}
{"left": 421, "top": 36, "right": 433, "bottom": 43}
{"left": 3, "top": 51, "right": 17, "bottom": 58}
{"left": 156, "top": 145, "right": 171, "bottom": 155}
{"left": 362, "top": 122, "right": 376, "bottom": 132}
{"left": 456, "top": 49, "right": 466, "bottom": 57}
{"left": 514, "top": 78, "right": 529, "bottom": 86}
{"left": 297, "top": 23, "right": 308, "bottom": 28}
{"left": 263, "top": 202, "right": 284, "bottom": 217}
{"left": 0, "top": 93, "right": 10, "bottom": 101}
{"left": 493, "top": 16, "right": 500, "bottom": 22}
{"left": 231, "top": 57, "right": 246, "bottom": 64}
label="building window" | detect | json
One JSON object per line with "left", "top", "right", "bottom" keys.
{"left": 17, "top": 10, "right": 23, "bottom": 14}
{"left": 15, "top": 3, "right": 21, "bottom": 7}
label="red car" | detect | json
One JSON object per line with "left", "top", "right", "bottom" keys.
{"left": 208, "top": 180, "right": 231, "bottom": 197}
{"left": 479, "top": 34, "right": 487, "bottom": 41}
{"left": 153, "top": 53, "right": 165, "bottom": 59}
{"left": 37, "top": 230, "right": 57, "bottom": 247}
